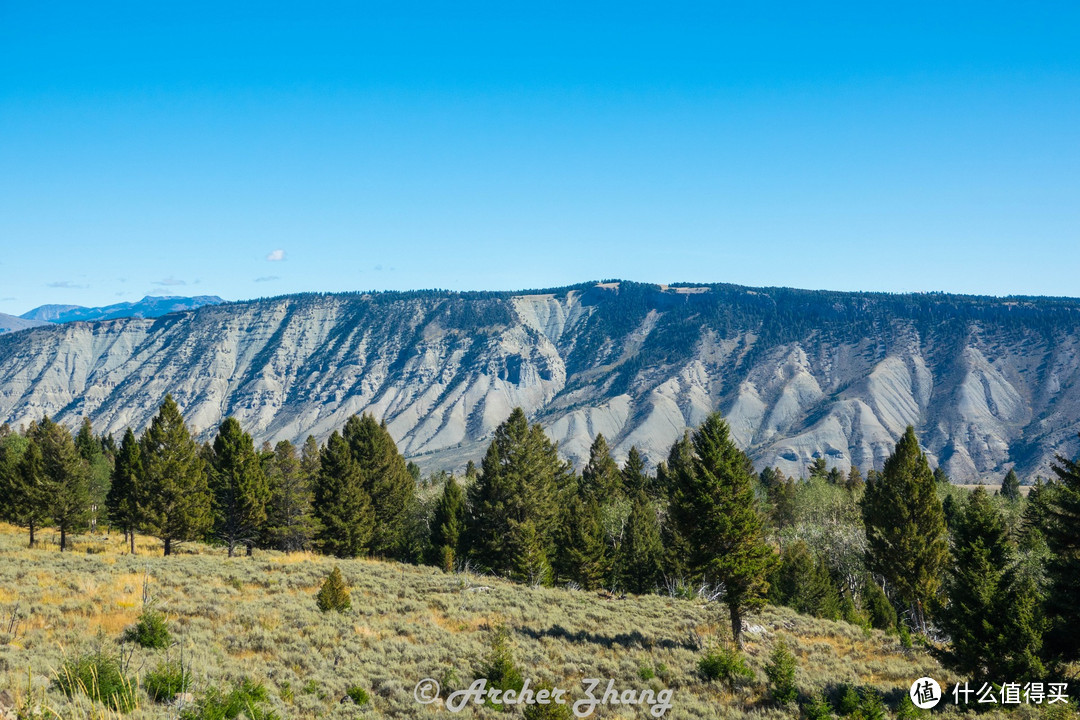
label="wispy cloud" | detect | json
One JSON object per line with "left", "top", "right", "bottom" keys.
{"left": 254, "top": 275, "right": 279, "bottom": 283}
{"left": 153, "top": 276, "right": 187, "bottom": 287}
{"left": 266, "top": 249, "right": 285, "bottom": 262}
{"left": 0, "top": 296, "right": 15, "bottom": 302}
{"left": 47, "top": 280, "right": 88, "bottom": 289}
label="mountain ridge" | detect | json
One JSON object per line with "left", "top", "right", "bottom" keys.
{"left": 1, "top": 280, "right": 1078, "bottom": 482}
{"left": 0, "top": 312, "right": 46, "bottom": 335}
{"left": 20, "top": 294, "right": 224, "bottom": 324}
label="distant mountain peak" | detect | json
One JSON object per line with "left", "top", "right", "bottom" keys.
{"left": 20, "top": 295, "right": 224, "bottom": 324}
{"left": 0, "top": 312, "right": 46, "bottom": 335}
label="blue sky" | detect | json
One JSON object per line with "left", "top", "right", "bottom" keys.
{"left": 2, "top": 2, "right": 1078, "bottom": 314}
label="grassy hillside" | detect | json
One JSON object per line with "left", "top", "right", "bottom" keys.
{"left": 0, "top": 526, "right": 1066, "bottom": 720}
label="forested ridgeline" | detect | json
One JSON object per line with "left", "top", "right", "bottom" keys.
{"left": 2, "top": 396, "right": 1080, "bottom": 683}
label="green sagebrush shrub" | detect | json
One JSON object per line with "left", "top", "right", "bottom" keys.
{"left": 144, "top": 660, "right": 191, "bottom": 703}
{"left": 179, "top": 678, "right": 278, "bottom": 720}
{"left": 345, "top": 685, "right": 369, "bottom": 706}
{"left": 697, "top": 645, "right": 753, "bottom": 686}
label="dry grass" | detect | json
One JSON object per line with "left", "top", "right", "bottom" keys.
{"left": 0, "top": 523, "right": 1072, "bottom": 719}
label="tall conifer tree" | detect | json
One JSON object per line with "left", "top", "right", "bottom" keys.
{"left": 430, "top": 474, "right": 465, "bottom": 571}
{"left": 1042, "top": 436, "right": 1080, "bottom": 661}
{"left": 938, "top": 488, "right": 1045, "bottom": 681}
{"left": 210, "top": 417, "right": 269, "bottom": 556}
{"left": 344, "top": 414, "right": 415, "bottom": 559}
{"left": 313, "top": 431, "right": 374, "bottom": 557}
{"left": 861, "top": 426, "right": 947, "bottom": 633}
{"left": 560, "top": 497, "right": 609, "bottom": 589}
{"left": 669, "top": 413, "right": 778, "bottom": 647}
{"left": 138, "top": 396, "right": 212, "bottom": 556}
{"left": 621, "top": 446, "right": 650, "bottom": 495}
{"left": 264, "top": 439, "right": 316, "bottom": 551}
{"left": 466, "top": 408, "right": 571, "bottom": 579}
{"left": 107, "top": 428, "right": 142, "bottom": 553}
{"left": 657, "top": 431, "right": 694, "bottom": 579}
{"left": 1000, "top": 468, "right": 1021, "bottom": 502}
{"left": 37, "top": 417, "right": 91, "bottom": 551}
{"left": 619, "top": 492, "right": 664, "bottom": 594}
{"left": 74, "top": 417, "right": 111, "bottom": 531}
{"left": 580, "top": 434, "right": 622, "bottom": 501}
{"left": 2, "top": 425, "right": 44, "bottom": 546}
{"left": 0, "top": 427, "right": 29, "bottom": 524}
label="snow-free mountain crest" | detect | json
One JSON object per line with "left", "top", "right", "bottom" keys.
{"left": 0, "top": 281, "right": 1078, "bottom": 482}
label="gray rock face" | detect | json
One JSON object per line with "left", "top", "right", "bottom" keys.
{"left": 0, "top": 282, "right": 1078, "bottom": 482}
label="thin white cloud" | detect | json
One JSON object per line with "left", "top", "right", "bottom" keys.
{"left": 254, "top": 275, "right": 279, "bottom": 283}
{"left": 153, "top": 276, "right": 187, "bottom": 287}
{"left": 47, "top": 280, "right": 88, "bottom": 289}
{"left": 266, "top": 249, "right": 286, "bottom": 261}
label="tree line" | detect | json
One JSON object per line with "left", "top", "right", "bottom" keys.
{"left": 1, "top": 397, "right": 1079, "bottom": 674}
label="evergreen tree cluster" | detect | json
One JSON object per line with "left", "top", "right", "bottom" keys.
{"left": 0, "top": 396, "right": 417, "bottom": 560}
{"left": 4, "top": 395, "right": 1080, "bottom": 676}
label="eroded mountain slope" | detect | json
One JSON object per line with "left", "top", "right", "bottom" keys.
{"left": 1, "top": 282, "right": 1078, "bottom": 482}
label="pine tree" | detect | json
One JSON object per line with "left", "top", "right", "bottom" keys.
{"left": 938, "top": 487, "right": 1045, "bottom": 681}
{"left": 465, "top": 408, "right": 571, "bottom": 578}
{"left": 300, "top": 435, "right": 321, "bottom": 481}
{"left": 669, "top": 413, "right": 778, "bottom": 647}
{"left": 509, "top": 518, "right": 553, "bottom": 586}
{"left": 263, "top": 440, "right": 316, "bottom": 552}
{"left": 75, "top": 417, "right": 111, "bottom": 532}
{"left": 1000, "top": 468, "right": 1021, "bottom": 502}
{"left": 619, "top": 492, "right": 664, "bottom": 594}
{"left": 807, "top": 457, "right": 829, "bottom": 480}
{"left": 658, "top": 431, "right": 694, "bottom": 580}
{"left": 862, "top": 578, "right": 897, "bottom": 631}
{"left": 580, "top": 434, "right": 622, "bottom": 501}
{"left": 937, "top": 488, "right": 1008, "bottom": 678}
{"left": 316, "top": 566, "right": 352, "bottom": 612}
{"left": 430, "top": 474, "right": 465, "bottom": 571}
{"left": 766, "top": 476, "right": 798, "bottom": 531}
{"left": 1042, "top": 436, "right": 1080, "bottom": 661}
{"left": 769, "top": 540, "right": 840, "bottom": 620}
{"left": 861, "top": 426, "right": 947, "bottom": 634}
{"left": 0, "top": 426, "right": 42, "bottom": 547}
{"left": 942, "top": 493, "right": 958, "bottom": 530}
{"left": 313, "top": 431, "right": 374, "bottom": 558}
{"left": 845, "top": 465, "right": 864, "bottom": 493}
{"left": 107, "top": 428, "right": 142, "bottom": 554}
{"left": 560, "top": 497, "right": 608, "bottom": 589}
{"left": 343, "top": 414, "right": 415, "bottom": 559}
{"left": 138, "top": 395, "right": 212, "bottom": 556}
{"left": 0, "top": 427, "right": 27, "bottom": 523}
{"left": 764, "top": 638, "right": 798, "bottom": 704}
{"left": 37, "top": 417, "right": 90, "bottom": 552}
{"left": 621, "top": 446, "right": 651, "bottom": 496}
{"left": 209, "top": 418, "right": 269, "bottom": 556}
{"left": 12, "top": 429, "right": 50, "bottom": 547}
